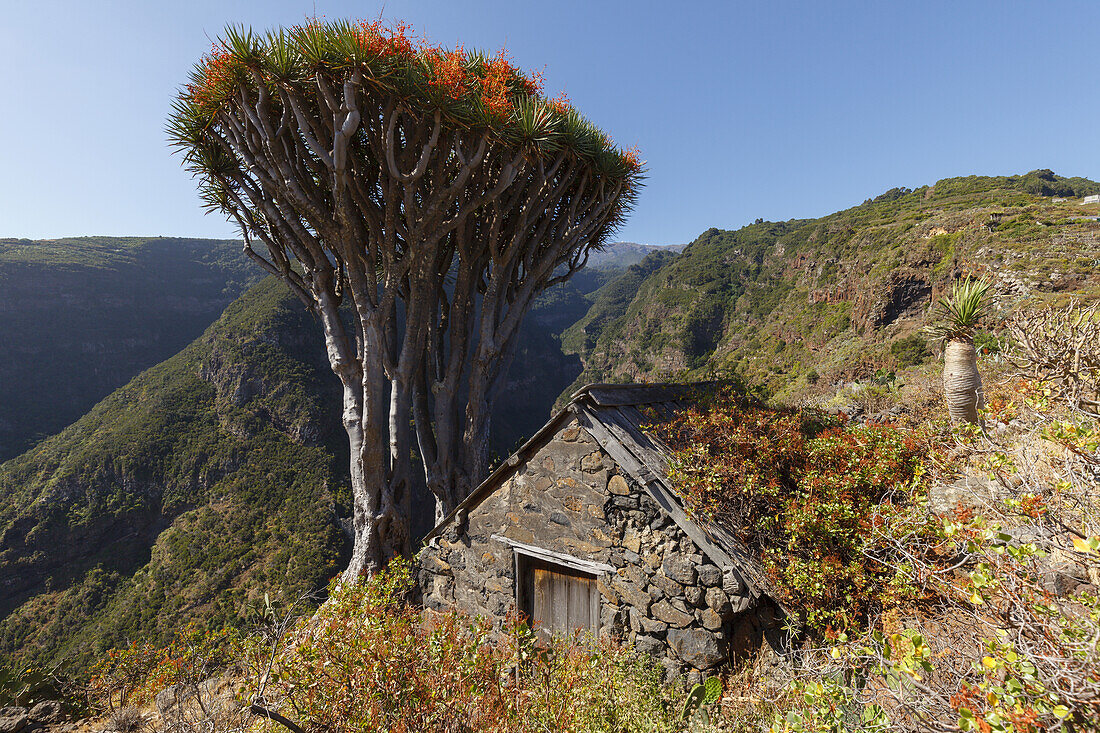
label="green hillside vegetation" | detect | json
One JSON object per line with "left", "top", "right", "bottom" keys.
{"left": 565, "top": 170, "right": 1100, "bottom": 400}
{"left": 0, "top": 243, "right": 655, "bottom": 673}
{"left": 0, "top": 236, "right": 259, "bottom": 461}
{"left": 0, "top": 277, "right": 350, "bottom": 671}
{"left": 561, "top": 249, "right": 679, "bottom": 356}
{"left": 2, "top": 174, "right": 1097, "bottom": 689}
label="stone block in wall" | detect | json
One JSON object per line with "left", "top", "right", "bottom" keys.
{"left": 651, "top": 572, "right": 683, "bottom": 597}
{"left": 611, "top": 577, "right": 651, "bottom": 612}
{"left": 668, "top": 628, "right": 726, "bottom": 670}
{"left": 581, "top": 451, "right": 605, "bottom": 472}
{"left": 697, "top": 608, "right": 724, "bottom": 631}
{"left": 601, "top": 603, "right": 624, "bottom": 631}
{"left": 621, "top": 564, "right": 648, "bottom": 587}
{"left": 544, "top": 439, "right": 600, "bottom": 467}
{"left": 607, "top": 494, "right": 639, "bottom": 510}
{"left": 705, "top": 587, "right": 734, "bottom": 620}
{"left": 419, "top": 549, "right": 452, "bottom": 575}
{"left": 722, "top": 567, "right": 744, "bottom": 595}
{"left": 730, "top": 593, "right": 753, "bottom": 614}
{"left": 649, "top": 515, "right": 671, "bottom": 531}
{"left": 607, "top": 474, "right": 631, "bottom": 495}
{"left": 486, "top": 592, "right": 511, "bottom": 616}
{"left": 684, "top": 585, "right": 706, "bottom": 607}
{"left": 662, "top": 554, "right": 697, "bottom": 585}
{"left": 627, "top": 607, "right": 667, "bottom": 636}
{"left": 634, "top": 634, "right": 664, "bottom": 656}
{"left": 446, "top": 549, "right": 468, "bottom": 571}
{"left": 597, "top": 576, "right": 620, "bottom": 604}
{"left": 697, "top": 565, "right": 722, "bottom": 587}
{"left": 651, "top": 600, "right": 693, "bottom": 628}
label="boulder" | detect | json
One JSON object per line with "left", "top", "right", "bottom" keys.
{"left": 0, "top": 708, "right": 27, "bottom": 733}
{"left": 156, "top": 684, "right": 194, "bottom": 717}
{"left": 28, "top": 702, "right": 62, "bottom": 724}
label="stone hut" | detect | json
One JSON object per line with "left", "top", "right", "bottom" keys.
{"left": 416, "top": 383, "right": 786, "bottom": 680}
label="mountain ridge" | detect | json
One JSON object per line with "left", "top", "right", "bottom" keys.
{"left": 563, "top": 170, "right": 1100, "bottom": 399}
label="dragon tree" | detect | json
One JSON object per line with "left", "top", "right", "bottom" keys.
{"left": 168, "top": 20, "right": 643, "bottom": 579}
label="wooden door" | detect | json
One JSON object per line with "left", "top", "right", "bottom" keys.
{"left": 519, "top": 556, "right": 599, "bottom": 641}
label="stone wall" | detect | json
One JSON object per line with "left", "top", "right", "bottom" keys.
{"left": 416, "top": 417, "right": 780, "bottom": 680}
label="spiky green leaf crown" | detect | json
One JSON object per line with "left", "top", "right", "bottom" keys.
{"left": 927, "top": 276, "right": 992, "bottom": 342}
{"left": 168, "top": 19, "right": 644, "bottom": 186}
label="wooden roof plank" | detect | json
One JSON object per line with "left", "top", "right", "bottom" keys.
{"left": 574, "top": 382, "right": 716, "bottom": 407}
{"left": 592, "top": 406, "right": 673, "bottom": 482}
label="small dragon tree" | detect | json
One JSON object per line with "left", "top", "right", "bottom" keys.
{"left": 928, "top": 276, "right": 992, "bottom": 424}
{"left": 168, "top": 20, "right": 643, "bottom": 579}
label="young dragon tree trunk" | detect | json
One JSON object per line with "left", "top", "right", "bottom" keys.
{"left": 169, "top": 22, "right": 642, "bottom": 579}
{"left": 943, "top": 338, "right": 986, "bottom": 424}
{"left": 930, "top": 276, "right": 992, "bottom": 426}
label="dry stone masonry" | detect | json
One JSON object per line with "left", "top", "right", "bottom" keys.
{"left": 417, "top": 412, "right": 783, "bottom": 680}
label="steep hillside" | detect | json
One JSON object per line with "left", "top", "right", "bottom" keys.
{"left": 0, "top": 237, "right": 259, "bottom": 461}
{"left": 0, "top": 277, "right": 351, "bottom": 671}
{"left": 0, "top": 242, "right": 651, "bottom": 672}
{"left": 565, "top": 171, "right": 1100, "bottom": 399}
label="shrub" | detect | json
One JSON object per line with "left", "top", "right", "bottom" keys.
{"left": 1007, "top": 301, "right": 1100, "bottom": 417}
{"left": 88, "top": 624, "right": 238, "bottom": 712}
{"left": 890, "top": 334, "right": 930, "bottom": 367}
{"left": 106, "top": 706, "right": 150, "bottom": 733}
{"left": 760, "top": 373, "right": 1100, "bottom": 733}
{"left": 658, "top": 386, "right": 929, "bottom": 631}
{"left": 251, "top": 561, "right": 685, "bottom": 733}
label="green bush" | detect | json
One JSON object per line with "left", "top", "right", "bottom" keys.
{"left": 890, "top": 334, "right": 930, "bottom": 367}
{"left": 659, "top": 387, "right": 928, "bottom": 631}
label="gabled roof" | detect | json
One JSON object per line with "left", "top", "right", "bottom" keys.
{"left": 423, "top": 382, "right": 780, "bottom": 606}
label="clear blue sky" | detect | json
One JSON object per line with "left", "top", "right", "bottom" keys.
{"left": 2, "top": 0, "right": 1098, "bottom": 245}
